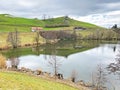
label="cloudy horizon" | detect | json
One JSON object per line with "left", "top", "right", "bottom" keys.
{"left": 0, "top": 0, "right": 120, "bottom": 28}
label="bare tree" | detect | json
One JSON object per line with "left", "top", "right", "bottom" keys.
{"left": 47, "top": 44, "right": 62, "bottom": 79}
{"left": 34, "top": 31, "right": 40, "bottom": 47}
{"left": 48, "top": 54, "right": 62, "bottom": 78}
{"left": 33, "top": 31, "right": 41, "bottom": 55}
{"left": 10, "top": 57, "right": 19, "bottom": 69}
{"left": 71, "top": 70, "right": 78, "bottom": 82}
{"left": 43, "top": 14, "right": 46, "bottom": 21}
{"left": 112, "top": 24, "right": 118, "bottom": 29}
{"left": 63, "top": 16, "right": 69, "bottom": 25}
{"left": 7, "top": 30, "right": 20, "bottom": 48}
{"left": 92, "top": 65, "right": 108, "bottom": 90}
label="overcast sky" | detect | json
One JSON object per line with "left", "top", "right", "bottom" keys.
{"left": 0, "top": 0, "right": 120, "bottom": 28}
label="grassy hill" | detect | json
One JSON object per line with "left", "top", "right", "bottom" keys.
{"left": 0, "top": 14, "right": 44, "bottom": 32}
{"left": 0, "top": 14, "right": 105, "bottom": 48}
{"left": 0, "top": 14, "right": 101, "bottom": 32}
{"left": 0, "top": 71, "right": 79, "bottom": 90}
{"left": 43, "top": 16, "right": 99, "bottom": 28}
{"left": 0, "top": 14, "right": 44, "bottom": 26}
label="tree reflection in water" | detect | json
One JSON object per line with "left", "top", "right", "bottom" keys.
{"left": 107, "top": 50, "right": 120, "bottom": 79}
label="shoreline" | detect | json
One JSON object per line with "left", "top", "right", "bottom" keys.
{"left": 0, "top": 69, "right": 90, "bottom": 90}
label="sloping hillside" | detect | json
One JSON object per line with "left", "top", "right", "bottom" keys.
{"left": 43, "top": 16, "right": 99, "bottom": 28}
{"left": 0, "top": 14, "right": 44, "bottom": 26}
{"left": 0, "top": 14, "right": 44, "bottom": 32}
{"left": 0, "top": 14, "right": 101, "bottom": 32}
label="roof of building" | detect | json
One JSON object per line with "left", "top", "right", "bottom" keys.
{"left": 32, "top": 27, "right": 43, "bottom": 30}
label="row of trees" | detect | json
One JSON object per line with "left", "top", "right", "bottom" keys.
{"left": 45, "top": 24, "right": 70, "bottom": 28}
{"left": 40, "top": 30, "right": 76, "bottom": 40}
{"left": 80, "top": 30, "right": 120, "bottom": 40}
{"left": 7, "top": 30, "right": 41, "bottom": 49}
{"left": 6, "top": 29, "right": 120, "bottom": 49}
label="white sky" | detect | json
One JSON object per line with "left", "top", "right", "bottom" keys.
{"left": 0, "top": 0, "right": 120, "bottom": 28}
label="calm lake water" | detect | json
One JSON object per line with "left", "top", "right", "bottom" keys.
{"left": 5, "top": 40, "right": 120, "bottom": 90}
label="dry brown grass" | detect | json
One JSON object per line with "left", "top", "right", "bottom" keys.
{"left": 0, "top": 32, "right": 45, "bottom": 48}
{"left": 0, "top": 54, "right": 6, "bottom": 69}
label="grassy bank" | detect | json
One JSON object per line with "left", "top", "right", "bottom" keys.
{"left": 0, "top": 71, "right": 79, "bottom": 90}
{"left": 0, "top": 32, "right": 44, "bottom": 48}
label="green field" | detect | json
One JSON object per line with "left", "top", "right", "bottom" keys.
{"left": 0, "top": 14, "right": 102, "bottom": 32}
{"left": 0, "top": 71, "right": 79, "bottom": 90}
{"left": 0, "top": 14, "right": 106, "bottom": 48}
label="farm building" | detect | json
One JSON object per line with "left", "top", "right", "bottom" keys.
{"left": 31, "top": 27, "right": 43, "bottom": 32}
{"left": 74, "top": 27, "right": 86, "bottom": 30}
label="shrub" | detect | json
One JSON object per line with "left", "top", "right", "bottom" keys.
{"left": 45, "top": 24, "right": 70, "bottom": 28}
{"left": 0, "top": 54, "right": 6, "bottom": 69}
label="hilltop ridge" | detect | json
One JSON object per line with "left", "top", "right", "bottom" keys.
{"left": 0, "top": 14, "right": 101, "bottom": 32}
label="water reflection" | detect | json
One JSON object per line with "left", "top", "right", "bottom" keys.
{"left": 2, "top": 40, "right": 103, "bottom": 57}
{"left": 4, "top": 41, "right": 120, "bottom": 90}
{"left": 9, "top": 43, "right": 119, "bottom": 89}
{"left": 107, "top": 50, "right": 120, "bottom": 79}
{"left": 17, "top": 55, "right": 65, "bottom": 73}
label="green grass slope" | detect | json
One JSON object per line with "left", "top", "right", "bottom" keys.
{"left": 0, "top": 14, "right": 44, "bottom": 26}
{"left": 43, "top": 17, "right": 99, "bottom": 28}
{"left": 0, "top": 14, "right": 44, "bottom": 32}
{"left": 0, "top": 71, "right": 78, "bottom": 90}
{"left": 0, "top": 14, "right": 101, "bottom": 32}
{"left": 43, "top": 16, "right": 101, "bottom": 31}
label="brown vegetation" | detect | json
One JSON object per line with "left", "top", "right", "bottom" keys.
{"left": 39, "top": 30, "right": 76, "bottom": 40}
{"left": 0, "top": 54, "right": 6, "bottom": 69}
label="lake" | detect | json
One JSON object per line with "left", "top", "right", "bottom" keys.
{"left": 4, "top": 40, "right": 120, "bottom": 90}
